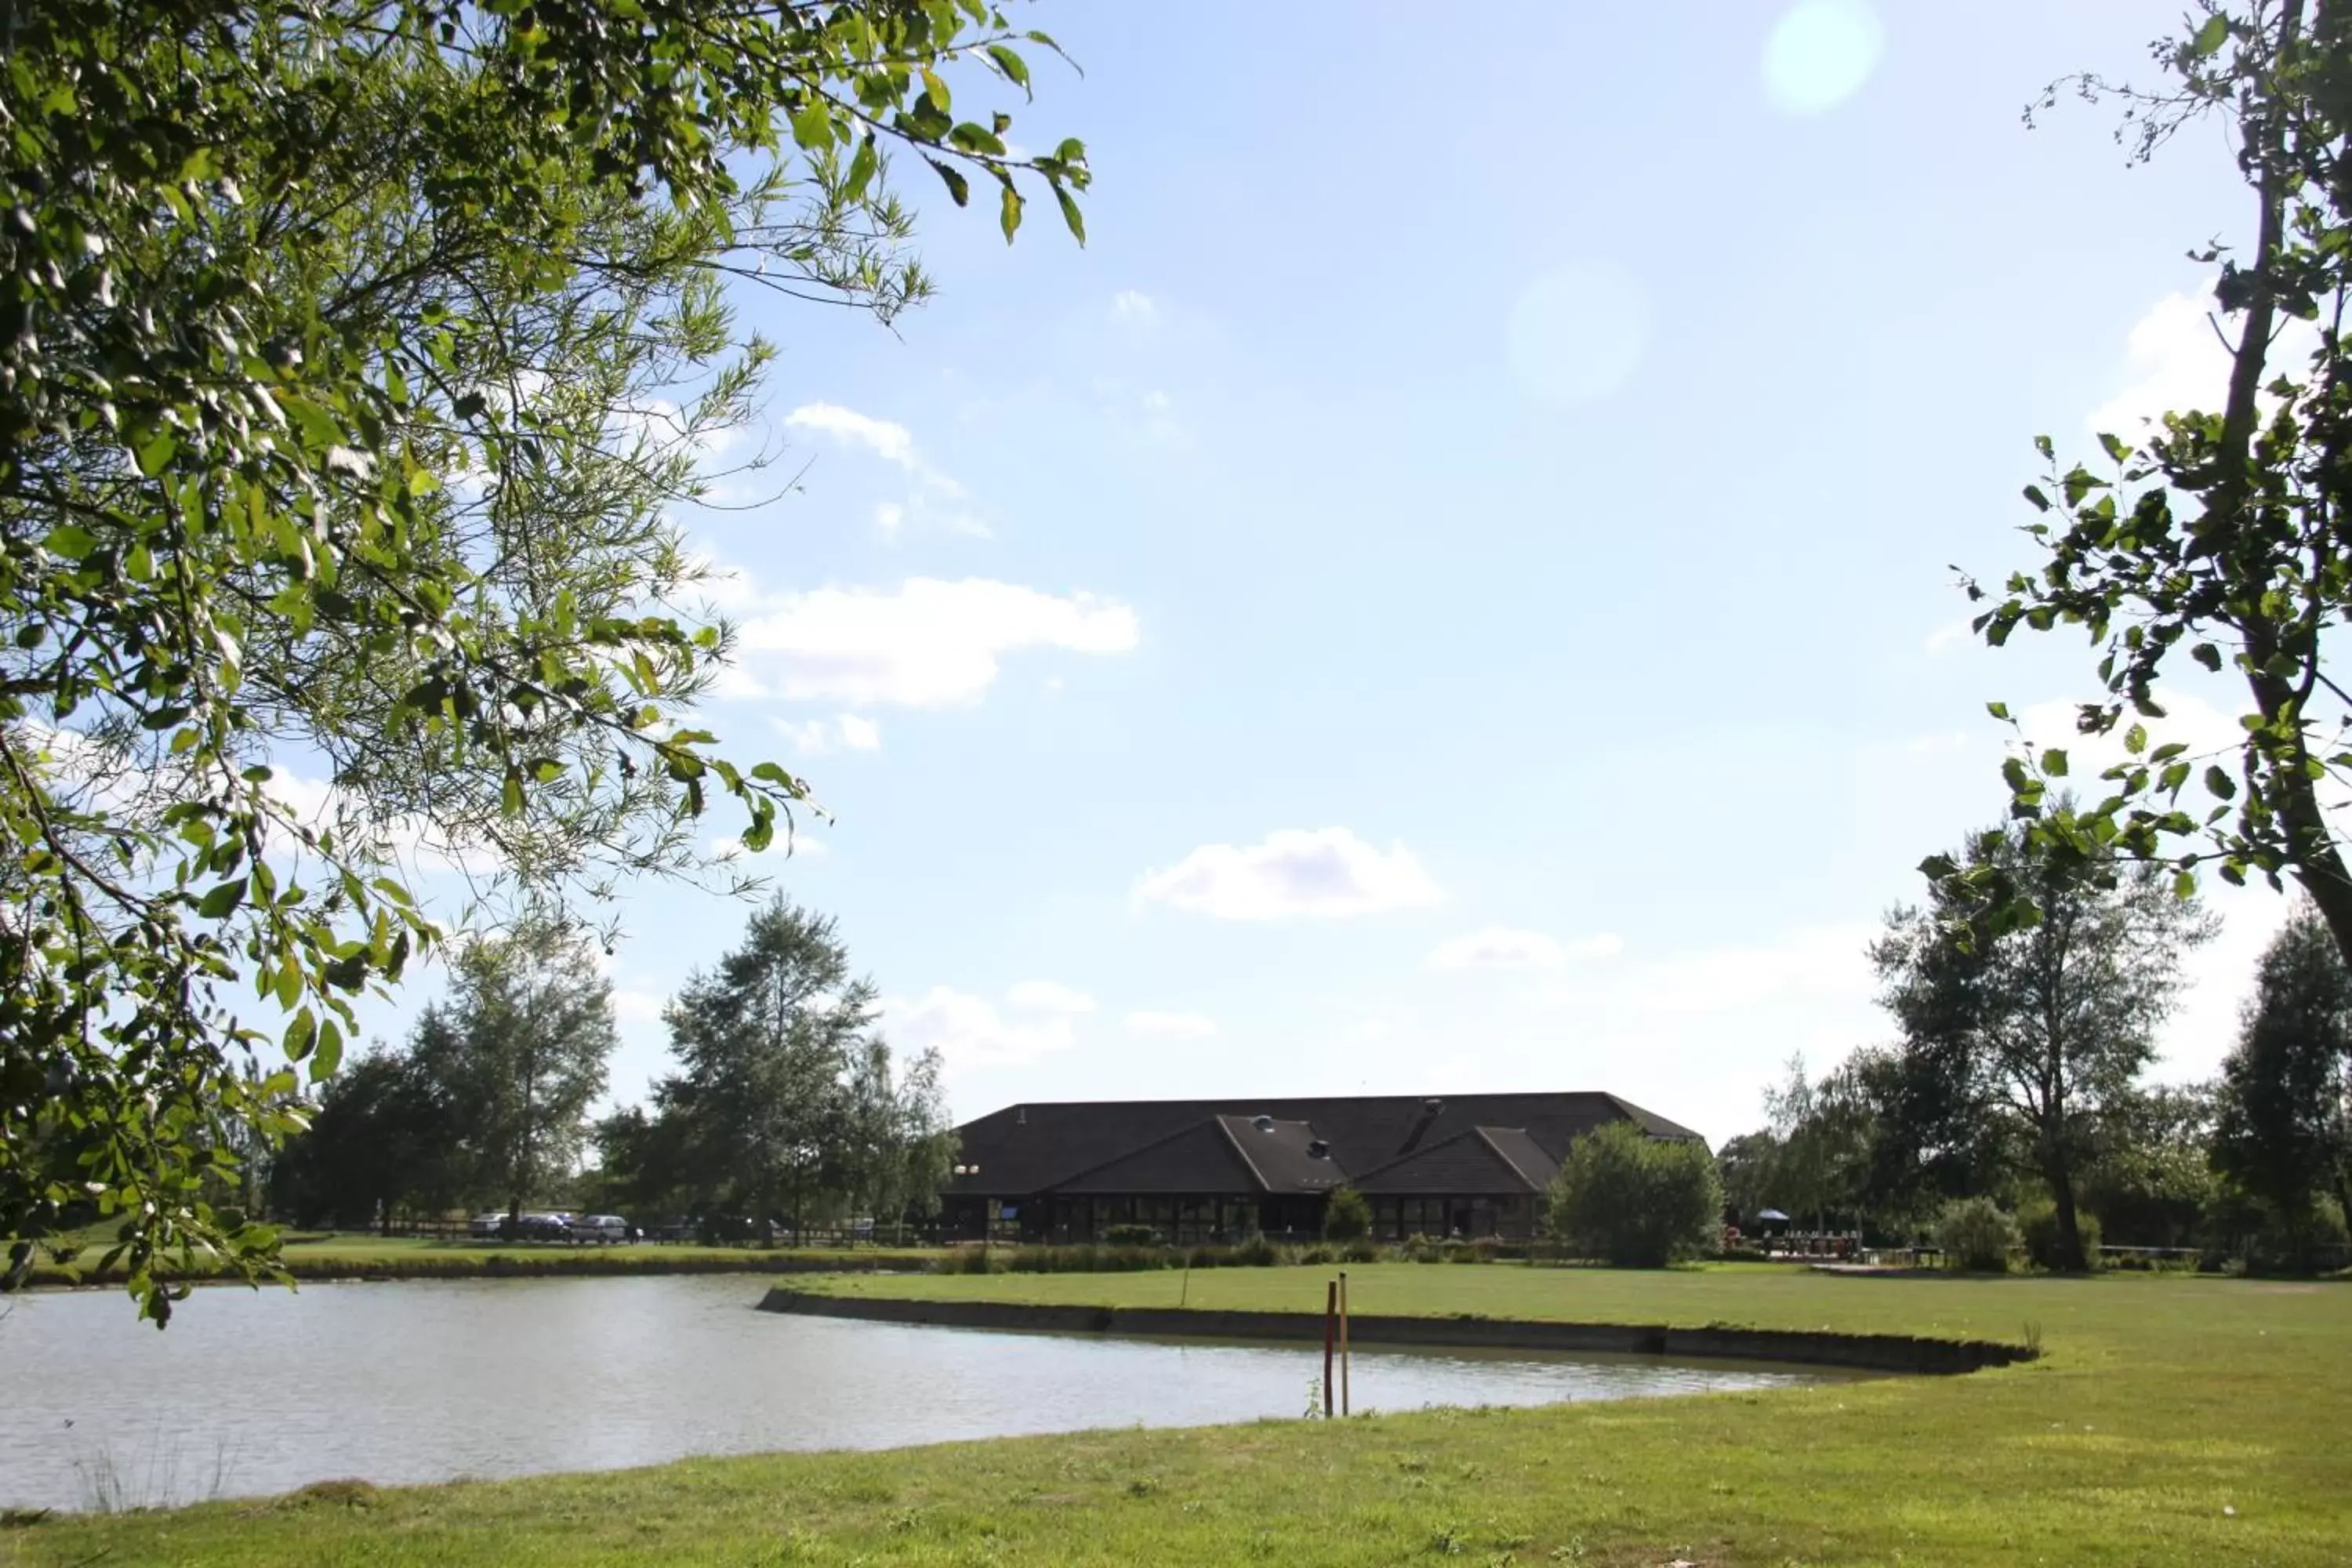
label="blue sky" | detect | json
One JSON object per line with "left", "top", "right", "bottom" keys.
{"left": 368, "top": 1, "right": 2299, "bottom": 1145}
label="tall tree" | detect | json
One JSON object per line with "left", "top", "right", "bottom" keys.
{"left": 1878, "top": 821, "right": 2214, "bottom": 1269}
{"left": 268, "top": 1045, "right": 462, "bottom": 1233}
{"left": 841, "top": 1038, "right": 954, "bottom": 1238}
{"left": 421, "top": 922, "right": 617, "bottom": 1221}
{"left": 1957, "top": 3, "right": 2352, "bottom": 973}
{"left": 2213, "top": 902, "right": 2352, "bottom": 1255}
{"left": 652, "top": 899, "right": 872, "bottom": 1236}
{"left": 2, "top": 0, "right": 1093, "bottom": 1320}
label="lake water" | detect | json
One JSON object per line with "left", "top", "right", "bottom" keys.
{"left": 0, "top": 1276, "right": 1831, "bottom": 1512}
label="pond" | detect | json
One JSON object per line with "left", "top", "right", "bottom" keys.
{"left": 0, "top": 1276, "right": 1838, "bottom": 1513}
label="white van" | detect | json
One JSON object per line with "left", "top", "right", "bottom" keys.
{"left": 575, "top": 1214, "right": 630, "bottom": 1244}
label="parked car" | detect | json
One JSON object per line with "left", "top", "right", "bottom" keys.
{"left": 514, "top": 1212, "right": 572, "bottom": 1242}
{"left": 574, "top": 1214, "right": 630, "bottom": 1244}
{"left": 468, "top": 1212, "right": 507, "bottom": 1240}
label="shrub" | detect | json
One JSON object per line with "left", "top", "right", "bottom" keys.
{"left": 1400, "top": 1233, "right": 1444, "bottom": 1263}
{"left": 1339, "top": 1239, "right": 1381, "bottom": 1265}
{"left": 1101, "top": 1223, "right": 1160, "bottom": 1247}
{"left": 2019, "top": 1203, "right": 2103, "bottom": 1272}
{"left": 1322, "top": 1187, "right": 1371, "bottom": 1243}
{"left": 1298, "top": 1243, "right": 1336, "bottom": 1265}
{"left": 1544, "top": 1123, "right": 1724, "bottom": 1268}
{"left": 1935, "top": 1197, "right": 2020, "bottom": 1272}
{"left": 1231, "top": 1234, "right": 1281, "bottom": 1267}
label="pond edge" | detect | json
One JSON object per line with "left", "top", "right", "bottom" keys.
{"left": 755, "top": 1290, "right": 2034, "bottom": 1374}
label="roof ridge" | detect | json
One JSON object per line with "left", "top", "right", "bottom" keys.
{"left": 1347, "top": 1124, "right": 1483, "bottom": 1185}
{"left": 1043, "top": 1116, "right": 1252, "bottom": 1192}
{"left": 1471, "top": 1125, "right": 1548, "bottom": 1189}
{"left": 1211, "top": 1114, "right": 1276, "bottom": 1191}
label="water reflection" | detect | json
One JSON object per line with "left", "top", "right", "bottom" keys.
{"left": 0, "top": 1276, "right": 1829, "bottom": 1512}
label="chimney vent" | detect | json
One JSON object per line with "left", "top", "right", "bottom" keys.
{"left": 1251, "top": 1114, "right": 1276, "bottom": 1132}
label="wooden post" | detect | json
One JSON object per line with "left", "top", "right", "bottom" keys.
{"left": 1338, "top": 1270, "right": 1352, "bottom": 1417}
{"left": 1322, "top": 1279, "right": 1338, "bottom": 1418}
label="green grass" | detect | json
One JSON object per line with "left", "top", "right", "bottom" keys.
{"left": 22, "top": 1229, "right": 939, "bottom": 1288}
{"left": 5, "top": 1263, "right": 2347, "bottom": 1566}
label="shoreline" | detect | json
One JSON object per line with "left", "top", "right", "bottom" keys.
{"left": 17, "top": 1250, "right": 928, "bottom": 1292}
{"left": 756, "top": 1286, "right": 2035, "bottom": 1374}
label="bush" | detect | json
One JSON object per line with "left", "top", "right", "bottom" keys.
{"left": 1935, "top": 1197, "right": 2020, "bottom": 1272}
{"left": 1322, "top": 1187, "right": 1371, "bottom": 1243}
{"left": 1544, "top": 1123, "right": 1723, "bottom": 1268}
{"left": 1339, "top": 1239, "right": 1381, "bottom": 1265}
{"left": 2019, "top": 1203, "right": 2103, "bottom": 1272}
{"left": 1298, "top": 1243, "right": 1336, "bottom": 1265}
{"left": 1101, "top": 1223, "right": 1159, "bottom": 1247}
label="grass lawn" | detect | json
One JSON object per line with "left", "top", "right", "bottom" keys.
{"left": 5, "top": 1263, "right": 2347, "bottom": 1566}
{"left": 21, "top": 1228, "right": 938, "bottom": 1287}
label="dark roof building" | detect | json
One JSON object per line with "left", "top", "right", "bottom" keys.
{"left": 940, "top": 1091, "right": 1700, "bottom": 1243}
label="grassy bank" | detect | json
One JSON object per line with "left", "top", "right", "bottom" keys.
{"left": 6, "top": 1264, "right": 2347, "bottom": 1566}
{"left": 21, "top": 1231, "right": 939, "bottom": 1289}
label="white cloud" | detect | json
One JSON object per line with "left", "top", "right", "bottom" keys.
{"left": 786, "top": 403, "right": 916, "bottom": 467}
{"left": 2088, "top": 290, "right": 2321, "bottom": 439}
{"left": 1124, "top": 1010, "right": 1219, "bottom": 1040}
{"left": 1112, "top": 289, "right": 1157, "bottom": 321}
{"left": 772, "top": 713, "right": 883, "bottom": 756}
{"left": 784, "top": 402, "right": 982, "bottom": 539}
{"left": 886, "top": 986, "right": 1080, "bottom": 1071}
{"left": 1134, "top": 827, "right": 1444, "bottom": 921}
{"left": 1007, "top": 980, "right": 1097, "bottom": 1015}
{"left": 729, "top": 577, "right": 1140, "bottom": 707}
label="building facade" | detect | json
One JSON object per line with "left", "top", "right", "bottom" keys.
{"left": 937, "top": 1091, "right": 1701, "bottom": 1243}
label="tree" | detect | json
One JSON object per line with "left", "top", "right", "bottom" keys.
{"left": 840, "top": 1038, "right": 955, "bottom": 1238}
{"left": 2213, "top": 902, "right": 2352, "bottom": 1264}
{"left": 1958, "top": 2, "right": 2352, "bottom": 971}
{"left": 1877, "top": 820, "right": 2214, "bottom": 1270}
{"left": 1322, "top": 1187, "right": 1371, "bottom": 1243}
{"left": 2082, "top": 1083, "right": 2220, "bottom": 1249}
{"left": 421, "top": 922, "right": 617, "bottom": 1221}
{"left": 1544, "top": 1123, "right": 1722, "bottom": 1269}
{"left": 268, "top": 1045, "right": 462, "bottom": 1232}
{"left": 2, "top": 0, "right": 1093, "bottom": 1320}
{"left": 1714, "top": 1131, "right": 1780, "bottom": 1229}
{"left": 651, "top": 899, "right": 873, "bottom": 1236}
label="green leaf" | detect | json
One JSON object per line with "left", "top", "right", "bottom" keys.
{"left": 197, "top": 880, "right": 245, "bottom": 919}
{"left": 501, "top": 771, "right": 525, "bottom": 817}
{"left": 312, "top": 1018, "right": 344, "bottom": 1080}
{"left": 789, "top": 95, "right": 831, "bottom": 151}
{"left": 132, "top": 427, "right": 178, "bottom": 477}
{"left": 2022, "top": 484, "right": 2051, "bottom": 513}
{"left": 999, "top": 183, "right": 1023, "bottom": 242}
{"left": 2042, "top": 748, "right": 2068, "bottom": 778}
{"left": 43, "top": 524, "right": 100, "bottom": 560}
{"left": 2190, "top": 642, "right": 2222, "bottom": 672}
{"left": 927, "top": 158, "right": 970, "bottom": 206}
{"left": 845, "top": 136, "right": 879, "bottom": 201}
{"left": 986, "top": 43, "right": 1031, "bottom": 92}
{"left": 1986, "top": 701, "right": 2011, "bottom": 721}
{"left": 283, "top": 1007, "right": 317, "bottom": 1059}
{"left": 2193, "top": 13, "right": 2229, "bottom": 56}
{"left": 2205, "top": 764, "right": 2237, "bottom": 800}
{"left": 1054, "top": 182, "right": 1086, "bottom": 245}
{"left": 2123, "top": 723, "right": 2147, "bottom": 755}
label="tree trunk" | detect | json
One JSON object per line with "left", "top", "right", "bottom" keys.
{"left": 2043, "top": 1149, "right": 2086, "bottom": 1272}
